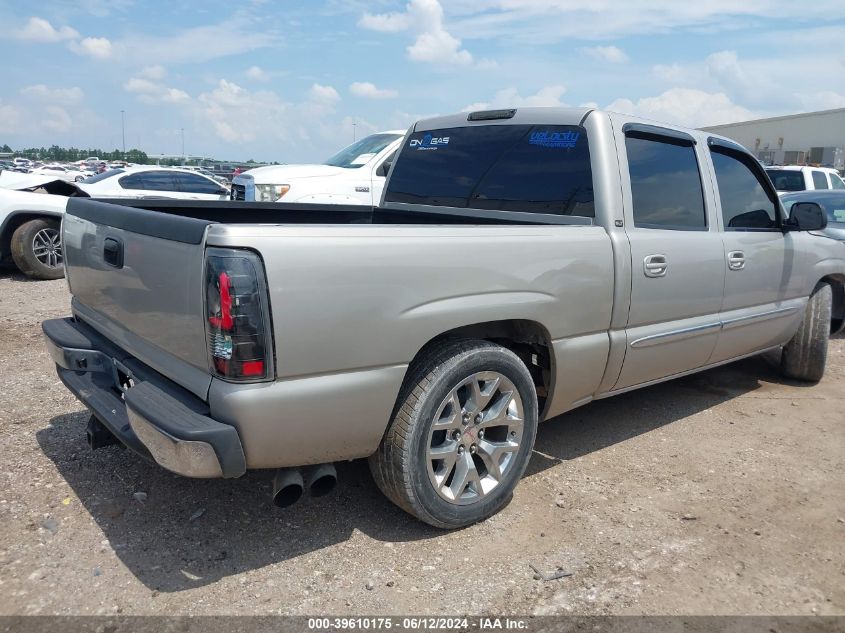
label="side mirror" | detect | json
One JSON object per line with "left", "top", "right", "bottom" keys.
{"left": 377, "top": 160, "right": 393, "bottom": 177}
{"left": 216, "top": 187, "right": 230, "bottom": 196}
{"left": 786, "top": 202, "right": 827, "bottom": 231}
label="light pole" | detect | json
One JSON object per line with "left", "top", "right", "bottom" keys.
{"left": 120, "top": 110, "right": 125, "bottom": 155}
{"left": 352, "top": 120, "right": 356, "bottom": 142}
{"left": 180, "top": 128, "right": 185, "bottom": 159}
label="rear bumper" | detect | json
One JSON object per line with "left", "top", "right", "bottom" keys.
{"left": 42, "top": 317, "right": 246, "bottom": 479}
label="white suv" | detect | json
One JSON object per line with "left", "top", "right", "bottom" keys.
{"left": 765, "top": 165, "right": 845, "bottom": 194}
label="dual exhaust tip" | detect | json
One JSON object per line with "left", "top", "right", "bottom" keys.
{"left": 272, "top": 463, "right": 337, "bottom": 508}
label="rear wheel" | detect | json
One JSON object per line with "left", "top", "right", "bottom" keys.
{"left": 369, "top": 340, "right": 538, "bottom": 529}
{"left": 10, "top": 218, "right": 64, "bottom": 280}
{"left": 780, "top": 283, "right": 832, "bottom": 382}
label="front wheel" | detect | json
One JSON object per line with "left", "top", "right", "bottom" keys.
{"left": 10, "top": 218, "right": 64, "bottom": 280}
{"left": 780, "top": 283, "right": 832, "bottom": 382}
{"left": 370, "top": 340, "right": 538, "bottom": 529}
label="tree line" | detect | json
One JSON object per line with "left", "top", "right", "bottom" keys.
{"left": 1, "top": 144, "right": 149, "bottom": 163}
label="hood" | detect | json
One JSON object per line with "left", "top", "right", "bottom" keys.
{"left": 240, "top": 164, "right": 349, "bottom": 183}
{"left": 0, "top": 170, "right": 87, "bottom": 196}
{"left": 821, "top": 225, "right": 845, "bottom": 241}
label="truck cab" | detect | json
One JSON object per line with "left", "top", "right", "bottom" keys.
{"left": 230, "top": 131, "right": 404, "bottom": 205}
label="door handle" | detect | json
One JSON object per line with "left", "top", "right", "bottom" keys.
{"left": 728, "top": 250, "right": 745, "bottom": 271}
{"left": 643, "top": 254, "right": 668, "bottom": 278}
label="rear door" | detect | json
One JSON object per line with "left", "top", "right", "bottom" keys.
{"left": 706, "top": 141, "right": 807, "bottom": 363}
{"left": 62, "top": 198, "right": 213, "bottom": 398}
{"left": 613, "top": 123, "right": 724, "bottom": 390}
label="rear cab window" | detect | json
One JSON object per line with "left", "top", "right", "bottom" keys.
{"left": 385, "top": 124, "right": 594, "bottom": 219}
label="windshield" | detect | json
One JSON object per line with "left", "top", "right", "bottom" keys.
{"left": 324, "top": 133, "right": 401, "bottom": 168}
{"left": 82, "top": 168, "right": 124, "bottom": 184}
{"left": 766, "top": 169, "right": 805, "bottom": 192}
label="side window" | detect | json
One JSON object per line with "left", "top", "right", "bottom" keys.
{"left": 175, "top": 172, "right": 222, "bottom": 194}
{"left": 625, "top": 134, "right": 706, "bottom": 229}
{"left": 830, "top": 173, "right": 845, "bottom": 190}
{"left": 118, "top": 173, "right": 146, "bottom": 190}
{"left": 376, "top": 150, "right": 397, "bottom": 177}
{"left": 711, "top": 149, "right": 778, "bottom": 230}
{"left": 812, "top": 171, "right": 830, "bottom": 189}
{"left": 143, "top": 171, "right": 178, "bottom": 192}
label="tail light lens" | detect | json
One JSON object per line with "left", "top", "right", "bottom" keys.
{"left": 205, "top": 248, "right": 273, "bottom": 381}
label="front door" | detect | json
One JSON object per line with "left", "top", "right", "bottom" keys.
{"left": 706, "top": 143, "right": 807, "bottom": 363}
{"left": 613, "top": 125, "right": 725, "bottom": 390}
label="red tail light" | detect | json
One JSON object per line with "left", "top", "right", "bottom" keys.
{"left": 205, "top": 249, "right": 272, "bottom": 381}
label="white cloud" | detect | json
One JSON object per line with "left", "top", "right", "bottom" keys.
{"left": 246, "top": 66, "right": 269, "bottom": 81}
{"left": 607, "top": 88, "right": 758, "bottom": 127}
{"left": 349, "top": 81, "right": 398, "bottom": 99}
{"left": 0, "top": 100, "right": 23, "bottom": 135}
{"left": 139, "top": 65, "right": 167, "bottom": 80}
{"left": 116, "top": 19, "right": 278, "bottom": 65}
{"left": 20, "top": 84, "right": 84, "bottom": 103}
{"left": 308, "top": 83, "right": 341, "bottom": 105}
{"left": 463, "top": 85, "right": 568, "bottom": 111}
{"left": 360, "top": 0, "right": 475, "bottom": 66}
{"left": 70, "top": 36, "right": 113, "bottom": 59}
{"left": 16, "top": 17, "right": 78, "bottom": 42}
{"left": 43, "top": 106, "right": 73, "bottom": 133}
{"left": 446, "top": 1, "right": 845, "bottom": 42}
{"left": 124, "top": 77, "right": 190, "bottom": 104}
{"left": 583, "top": 45, "right": 628, "bottom": 63}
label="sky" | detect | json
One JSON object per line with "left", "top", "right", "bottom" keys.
{"left": 0, "top": 0, "right": 843, "bottom": 163}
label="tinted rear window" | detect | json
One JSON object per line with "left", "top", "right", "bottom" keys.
{"left": 766, "top": 169, "right": 805, "bottom": 192}
{"left": 626, "top": 134, "right": 706, "bottom": 229}
{"left": 385, "top": 125, "right": 594, "bottom": 217}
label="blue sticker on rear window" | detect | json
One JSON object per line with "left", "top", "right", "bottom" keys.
{"left": 529, "top": 130, "right": 579, "bottom": 148}
{"left": 410, "top": 133, "right": 450, "bottom": 150}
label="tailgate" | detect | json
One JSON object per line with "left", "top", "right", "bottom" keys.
{"left": 63, "top": 198, "right": 214, "bottom": 399}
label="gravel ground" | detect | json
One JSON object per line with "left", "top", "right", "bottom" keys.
{"left": 0, "top": 270, "right": 843, "bottom": 616}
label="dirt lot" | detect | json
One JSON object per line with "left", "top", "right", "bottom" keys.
{"left": 0, "top": 270, "right": 843, "bottom": 616}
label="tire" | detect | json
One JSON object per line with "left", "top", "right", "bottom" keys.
{"left": 10, "top": 218, "right": 64, "bottom": 280}
{"left": 780, "top": 283, "right": 832, "bottom": 382}
{"left": 370, "top": 340, "right": 538, "bottom": 529}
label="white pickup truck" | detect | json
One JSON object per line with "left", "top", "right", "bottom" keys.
{"left": 230, "top": 131, "right": 404, "bottom": 204}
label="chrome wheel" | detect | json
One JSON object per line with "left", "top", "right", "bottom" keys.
{"left": 32, "top": 228, "right": 62, "bottom": 269}
{"left": 426, "top": 371, "right": 524, "bottom": 505}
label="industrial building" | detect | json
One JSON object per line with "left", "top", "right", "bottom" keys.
{"left": 701, "top": 108, "right": 845, "bottom": 171}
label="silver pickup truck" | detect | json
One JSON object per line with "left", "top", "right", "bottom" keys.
{"left": 43, "top": 107, "right": 845, "bottom": 528}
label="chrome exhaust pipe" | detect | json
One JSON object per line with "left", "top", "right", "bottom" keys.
{"left": 272, "top": 468, "right": 305, "bottom": 508}
{"left": 304, "top": 463, "right": 337, "bottom": 498}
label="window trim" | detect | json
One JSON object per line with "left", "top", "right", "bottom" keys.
{"left": 707, "top": 138, "right": 783, "bottom": 232}
{"left": 624, "top": 129, "right": 709, "bottom": 232}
